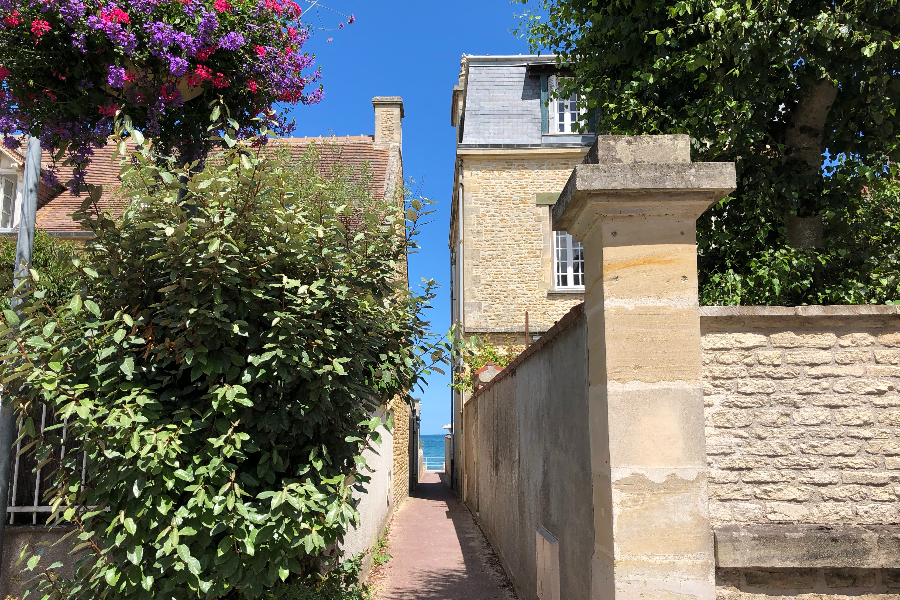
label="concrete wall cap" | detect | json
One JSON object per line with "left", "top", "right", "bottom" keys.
{"left": 701, "top": 305, "right": 900, "bottom": 318}
{"left": 553, "top": 162, "right": 737, "bottom": 233}
{"left": 715, "top": 524, "right": 900, "bottom": 569}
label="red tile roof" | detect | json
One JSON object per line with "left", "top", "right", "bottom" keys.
{"left": 33, "top": 135, "right": 391, "bottom": 236}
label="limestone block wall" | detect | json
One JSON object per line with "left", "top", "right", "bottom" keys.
{"left": 459, "top": 154, "right": 585, "bottom": 335}
{"left": 701, "top": 306, "right": 900, "bottom": 599}
{"left": 702, "top": 307, "right": 900, "bottom": 526}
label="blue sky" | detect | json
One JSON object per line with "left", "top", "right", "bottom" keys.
{"left": 286, "top": 2, "right": 531, "bottom": 435}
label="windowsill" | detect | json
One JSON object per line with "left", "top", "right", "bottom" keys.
{"left": 548, "top": 288, "right": 584, "bottom": 296}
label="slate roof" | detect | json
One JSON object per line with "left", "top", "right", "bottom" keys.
{"left": 33, "top": 135, "right": 391, "bottom": 236}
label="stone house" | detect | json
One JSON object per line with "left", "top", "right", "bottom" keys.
{"left": 0, "top": 97, "right": 417, "bottom": 595}
{"left": 447, "top": 54, "right": 596, "bottom": 489}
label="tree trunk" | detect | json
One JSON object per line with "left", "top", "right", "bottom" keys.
{"left": 783, "top": 80, "right": 837, "bottom": 246}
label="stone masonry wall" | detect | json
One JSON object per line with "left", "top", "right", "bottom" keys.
{"left": 702, "top": 308, "right": 900, "bottom": 527}
{"left": 461, "top": 154, "right": 585, "bottom": 334}
{"left": 716, "top": 568, "right": 900, "bottom": 599}
{"left": 390, "top": 397, "right": 410, "bottom": 508}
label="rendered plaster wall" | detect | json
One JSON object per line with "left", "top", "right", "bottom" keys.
{"left": 341, "top": 419, "right": 394, "bottom": 564}
{"left": 0, "top": 527, "right": 80, "bottom": 598}
{"left": 463, "top": 310, "right": 591, "bottom": 600}
{"left": 460, "top": 154, "right": 585, "bottom": 335}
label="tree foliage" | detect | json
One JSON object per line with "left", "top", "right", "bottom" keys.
{"left": 1, "top": 117, "right": 442, "bottom": 599}
{"left": 515, "top": 0, "right": 900, "bottom": 304}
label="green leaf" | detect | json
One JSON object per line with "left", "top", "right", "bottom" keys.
{"left": 84, "top": 300, "right": 100, "bottom": 316}
{"left": 3, "top": 310, "right": 18, "bottom": 328}
{"left": 126, "top": 545, "right": 143, "bottom": 565}
{"left": 120, "top": 357, "right": 135, "bottom": 378}
{"left": 123, "top": 517, "right": 137, "bottom": 535}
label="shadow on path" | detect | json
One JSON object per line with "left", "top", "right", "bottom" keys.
{"left": 376, "top": 472, "right": 517, "bottom": 600}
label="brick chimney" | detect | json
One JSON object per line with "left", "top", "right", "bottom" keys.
{"left": 372, "top": 97, "right": 404, "bottom": 149}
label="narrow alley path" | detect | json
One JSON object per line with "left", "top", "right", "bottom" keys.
{"left": 374, "top": 471, "right": 518, "bottom": 600}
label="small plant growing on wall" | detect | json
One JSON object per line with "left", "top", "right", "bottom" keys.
{"left": 451, "top": 337, "right": 520, "bottom": 393}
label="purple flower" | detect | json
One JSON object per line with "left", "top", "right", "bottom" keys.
{"left": 182, "top": 0, "right": 200, "bottom": 18}
{"left": 168, "top": 56, "right": 189, "bottom": 76}
{"left": 59, "top": 0, "right": 85, "bottom": 24}
{"left": 107, "top": 65, "right": 126, "bottom": 88}
{"left": 218, "top": 31, "right": 244, "bottom": 50}
{"left": 71, "top": 31, "right": 86, "bottom": 51}
{"left": 197, "top": 9, "right": 218, "bottom": 44}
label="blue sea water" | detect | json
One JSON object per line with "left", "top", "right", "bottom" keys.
{"left": 420, "top": 434, "right": 447, "bottom": 471}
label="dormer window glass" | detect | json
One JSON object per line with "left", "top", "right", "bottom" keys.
{"left": 0, "top": 175, "right": 16, "bottom": 229}
{"left": 549, "top": 76, "right": 584, "bottom": 134}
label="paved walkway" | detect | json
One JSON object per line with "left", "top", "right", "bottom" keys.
{"left": 374, "top": 471, "right": 518, "bottom": 600}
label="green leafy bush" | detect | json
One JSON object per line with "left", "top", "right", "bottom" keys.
{"left": 701, "top": 175, "right": 900, "bottom": 305}
{"left": 0, "top": 229, "right": 79, "bottom": 310}
{"left": 262, "top": 556, "right": 370, "bottom": 600}
{"left": 2, "top": 121, "right": 441, "bottom": 599}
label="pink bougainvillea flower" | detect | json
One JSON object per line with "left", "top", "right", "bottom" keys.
{"left": 254, "top": 45, "right": 265, "bottom": 57}
{"left": 3, "top": 11, "right": 21, "bottom": 27}
{"left": 0, "top": 66, "right": 9, "bottom": 81}
{"left": 100, "top": 8, "right": 130, "bottom": 23}
{"left": 196, "top": 45, "right": 217, "bottom": 61}
{"left": 348, "top": 14, "right": 355, "bottom": 23}
{"left": 30, "top": 19, "right": 50, "bottom": 40}
{"left": 213, "top": 0, "right": 230, "bottom": 12}
{"left": 97, "top": 104, "right": 118, "bottom": 116}
{"left": 247, "top": 79, "right": 258, "bottom": 94}
{"left": 326, "top": 37, "right": 332, "bottom": 43}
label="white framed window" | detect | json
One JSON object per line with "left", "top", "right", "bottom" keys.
{"left": 0, "top": 174, "right": 16, "bottom": 229}
{"left": 550, "top": 76, "right": 584, "bottom": 134}
{"left": 555, "top": 231, "right": 585, "bottom": 289}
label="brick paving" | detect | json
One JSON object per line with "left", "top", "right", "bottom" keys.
{"left": 374, "top": 471, "right": 517, "bottom": 600}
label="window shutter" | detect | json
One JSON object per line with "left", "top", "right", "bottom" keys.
{"left": 540, "top": 74, "right": 548, "bottom": 135}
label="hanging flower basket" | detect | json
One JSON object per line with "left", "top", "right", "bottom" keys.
{"left": 0, "top": 0, "right": 343, "bottom": 182}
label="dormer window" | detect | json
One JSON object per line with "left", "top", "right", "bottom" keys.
{"left": 542, "top": 75, "right": 587, "bottom": 135}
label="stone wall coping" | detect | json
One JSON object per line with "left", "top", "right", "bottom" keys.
{"left": 701, "top": 305, "right": 900, "bottom": 318}
{"left": 553, "top": 162, "right": 737, "bottom": 233}
{"left": 715, "top": 524, "right": 900, "bottom": 569}
{"left": 469, "top": 302, "right": 585, "bottom": 402}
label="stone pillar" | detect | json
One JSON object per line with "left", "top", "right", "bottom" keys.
{"left": 552, "top": 136, "right": 735, "bottom": 600}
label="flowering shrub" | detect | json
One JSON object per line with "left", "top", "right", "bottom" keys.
{"left": 0, "top": 0, "right": 345, "bottom": 182}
